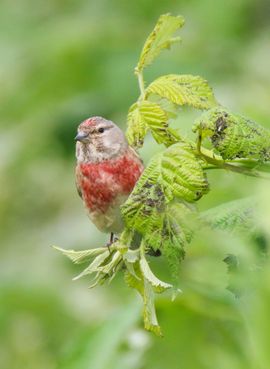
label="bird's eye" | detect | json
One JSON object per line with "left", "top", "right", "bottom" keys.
{"left": 98, "top": 127, "right": 105, "bottom": 133}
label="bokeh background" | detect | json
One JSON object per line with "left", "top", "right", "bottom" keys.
{"left": 1, "top": 1, "right": 270, "bottom": 368}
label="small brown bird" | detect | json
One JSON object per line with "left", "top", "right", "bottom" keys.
{"left": 75, "top": 116, "right": 144, "bottom": 241}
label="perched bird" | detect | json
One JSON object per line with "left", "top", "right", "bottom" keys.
{"left": 75, "top": 116, "right": 144, "bottom": 242}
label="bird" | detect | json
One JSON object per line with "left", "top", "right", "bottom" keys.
{"left": 75, "top": 116, "right": 144, "bottom": 244}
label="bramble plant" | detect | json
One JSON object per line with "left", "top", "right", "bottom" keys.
{"left": 55, "top": 14, "right": 270, "bottom": 336}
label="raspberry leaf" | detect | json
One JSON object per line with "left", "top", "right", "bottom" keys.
{"left": 193, "top": 107, "right": 270, "bottom": 161}
{"left": 140, "top": 253, "right": 172, "bottom": 293}
{"left": 200, "top": 197, "right": 256, "bottom": 233}
{"left": 136, "top": 14, "right": 185, "bottom": 73}
{"left": 122, "top": 142, "right": 209, "bottom": 231}
{"left": 124, "top": 261, "right": 162, "bottom": 336}
{"left": 146, "top": 74, "right": 218, "bottom": 110}
{"left": 126, "top": 100, "right": 181, "bottom": 148}
{"left": 52, "top": 246, "right": 108, "bottom": 264}
{"left": 73, "top": 250, "right": 111, "bottom": 280}
{"left": 126, "top": 102, "right": 148, "bottom": 148}
{"left": 122, "top": 142, "right": 208, "bottom": 282}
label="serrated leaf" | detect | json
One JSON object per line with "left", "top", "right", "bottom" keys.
{"left": 140, "top": 254, "right": 172, "bottom": 293}
{"left": 122, "top": 142, "right": 207, "bottom": 282}
{"left": 100, "top": 251, "right": 123, "bottom": 275}
{"left": 124, "top": 262, "right": 162, "bottom": 336}
{"left": 146, "top": 74, "right": 217, "bottom": 110}
{"left": 201, "top": 197, "right": 256, "bottom": 233}
{"left": 125, "top": 261, "right": 140, "bottom": 280}
{"left": 88, "top": 272, "right": 109, "bottom": 289}
{"left": 144, "top": 201, "right": 194, "bottom": 283}
{"left": 53, "top": 246, "right": 108, "bottom": 264}
{"left": 122, "top": 141, "right": 209, "bottom": 236}
{"left": 139, "top": 101, "right": 170, "bottom": 144}
{"left": 124, "top": 263, "right": 144, "bottom": 295}
{"left": 136, "top": 14, "right": 185, "bottom": 72}
{"left": 123, "top": 249, "right": 140, "bottom": 263}
{"left": 143, "top": 279, "right": 162, "bottom": 336}
{"left": 126, "top": 102, "right": 148, "bottom": 148}
{"left": 193, "top": 107, "right": 270, "bottom": 161}
{"left": 73, "top": 250, "right": 110, "bottom": 280}
{"left": 126, "top": 100, "right": 181, "bottom": 148}
{"left": 148, "top": 96, "right": 180, "bottom": 119}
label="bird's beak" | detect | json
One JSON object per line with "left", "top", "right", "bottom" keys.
{"left": 75, "top": 131, "right": 89, "bottom": 142}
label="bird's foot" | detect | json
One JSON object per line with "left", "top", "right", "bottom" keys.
{"left": 106, "top": 233, "right": 117, "bottom": 254}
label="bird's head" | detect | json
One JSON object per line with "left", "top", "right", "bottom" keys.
{"left": 75, "top": 117, "right": 128, "bottom": 163}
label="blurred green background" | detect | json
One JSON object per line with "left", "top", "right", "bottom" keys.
{"left": 1, "top": 1, "right": 270, "bottom": 368}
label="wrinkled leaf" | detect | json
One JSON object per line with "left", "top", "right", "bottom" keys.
{"left": 53, "top": 246, "right": 108, "bottom": 264}
{"left": 126, "top": 102, "right": 148, "bottom": 148}
{"left": 193, "top": 107, "right": 270, "bottom": 161}
{"left": 126, "top": 100, "right": 181, "bottom": 148}
{"left": 140, "top": 254, "right": 172, "bottom": 293}
{"left": 124, "top": 262, "right": 162, "bottom": 336}
{"left": 73, "top": 250, "right": 110, "bottom": 280}
{"left": 146, "top": 74, "right": 217, "bottom": 110}
{"left": 136, "top": 14, "right": 185, "bottom": 72}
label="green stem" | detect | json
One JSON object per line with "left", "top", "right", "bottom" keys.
{"left": 140, "top": 239, "right": 146, "bottom": 258}
{"left": 226, "top": 159, "right": 270, "bottom": 173}
{"left": 135, "top": 67, "right": 146, "bottom": 100}
{"left": 200, "top": 147, "right": 270, "bottom": 180}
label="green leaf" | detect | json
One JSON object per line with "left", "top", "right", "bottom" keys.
{"left": 88, "top": 272, "right": 110, "bottom": 289}
{"left": 126, "top": 100, "right": 181, "bottom": 148}
{"left": 143, "top": 279, "right": 162, "bottom": 336}
{"left": 53, "top": 246, "right": 108, "bottom": 264}
{"left": 201, "top": 197, "right": 256, "bottom": 233}
{"left": 123, "top": 249, "right": 140, "bottom": 264}
{"left": 122, "top": 142, "right": 207, "bottom": 279}
{"left": 144, "top": 201, "right": 194, "bottom": 283}
{"left": 126, "top": 102, "right": 148, "bottom": 148}
{"left": 122, "top": 141, "right": 208, "bottom": 234}
{"left": 73, "top": 250, "right": 110, "bottom": 280}
{"left": 100, "top": 251, "right": 123, "bottom": 275}
{"left": 140, "top": 253, "right": 173, "bottom": 293}
{"left": 136, "top": 14, "right": 185, "bottom": 72}
{"left": 140, "top": 100, "right": 181, "bottom": 146}
{"left": 193, "top": 107, "right": 270, "bottom": 161}
{"left": 160, "top": 143, "right": 209, "bottom": 201}
{"left": 124, "top": 262, "right": 144, "bottom": 295}
{"left": 124, "top": 262, "right": 162, "bottom": 336}
{"left": 146, "top": 74, "right": 218, "bottom": 110}
{"left": 122, "top": 142, "right": 208, "bottom": 229}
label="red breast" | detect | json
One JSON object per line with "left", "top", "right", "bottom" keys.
{"left": 76, "top": 149, "right": 143, "bottom": 214}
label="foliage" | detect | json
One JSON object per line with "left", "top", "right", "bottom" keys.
{"left": 135, "top": 14, "right": 185, "bottom": 73}
{"left": 146, "top": 74, "right": 217, "bottom": 110}
{"left": 2, "top": 1, "right": 270, "bottom": 368}
{"left": 193, "top": 107, "right": 270, "bottom": 161}
{"left": 200, "top": 197, "right": 256, "bottom": 232}
{"left": 57, "top": 13, "right": 270, "bottom": 336}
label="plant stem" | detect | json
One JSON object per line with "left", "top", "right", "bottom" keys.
{"left": 200, "top": 147, "right": 270, "bottom": 180}
{"left": 135, "top": 67, "right": 146, "bottom": 100}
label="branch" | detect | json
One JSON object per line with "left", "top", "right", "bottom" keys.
{"left": 200, "top": 146, "right": 270, "bottom": 180}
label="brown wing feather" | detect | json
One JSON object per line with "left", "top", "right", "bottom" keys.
{"left": 75, "top": 166, "right": 83, "bottom": 198}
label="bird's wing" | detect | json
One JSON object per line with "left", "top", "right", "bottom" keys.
{"left": 75, "top": 166, "right": 83, "bottom": 198}
{"left": 76, "top": 182, "right": 82, "bottom": 198}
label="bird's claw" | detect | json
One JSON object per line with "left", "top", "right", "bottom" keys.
{"left": 106, "top": 233, "right": 118, "bottom": 254}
